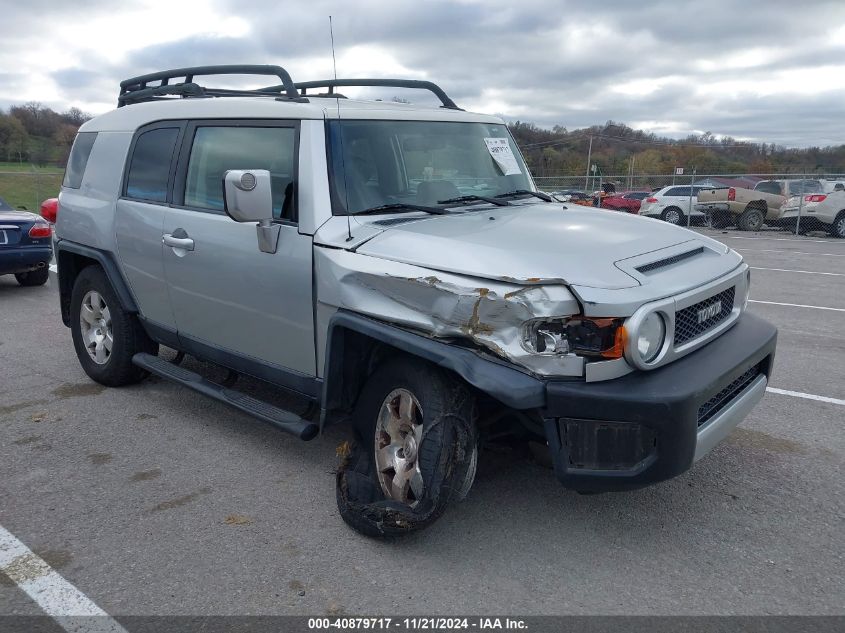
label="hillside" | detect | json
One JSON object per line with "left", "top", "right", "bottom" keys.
{"left": 509, "top": 120, "right": 845, "bottom": 177}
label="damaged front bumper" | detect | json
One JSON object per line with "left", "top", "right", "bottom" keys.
{"left": 540, "top": 312, "right": 776, "bottom": 491}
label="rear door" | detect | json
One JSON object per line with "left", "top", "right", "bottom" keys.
{"left": 162, "top": 119, "right": 316, "bottom": 383}
{"left": 115, "top": 122, "right": 185, "bottom": 331}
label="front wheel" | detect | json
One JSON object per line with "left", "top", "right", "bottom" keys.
{"left": 336, "top": 358, "right": 478, "bottom": 537}
{"left": 70, "top": 266, "right": 157, "bottom": 386}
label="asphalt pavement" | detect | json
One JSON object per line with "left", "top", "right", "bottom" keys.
{"left": 1, "top": 227, "right": 843, "bottom": 617}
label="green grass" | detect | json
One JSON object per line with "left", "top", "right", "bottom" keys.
{"left": 0, "top": 161, "right": 64, "bottom": 174}
{"left": 0, "top": 170, "right": 63, "bottom": 212}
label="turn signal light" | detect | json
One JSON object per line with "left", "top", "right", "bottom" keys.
{"left": 728, "top": 187, "right": 736, "bottom": 201}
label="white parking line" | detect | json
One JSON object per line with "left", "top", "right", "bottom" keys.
{"left": 749, "top": 299, "right": 845, "bottom": 312}
{"left": 767, "top": 387, "right": 845, "bottom": 406}
{"left": 738, "top": 248, "right": 845, "bottom": 258}
{"left": 750, "top": 266, "right": 845, "bottom": 277}
{"left": 0, "top": 524, "right": 127, "bottom": 633}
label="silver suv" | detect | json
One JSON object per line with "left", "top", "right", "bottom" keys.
{"left": 52, "top": 65, "right": 777, "bottom": 537}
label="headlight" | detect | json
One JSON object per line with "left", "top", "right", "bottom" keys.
{"left": 523, "top": 317, "right": 626, "bottom": 359}
{"left": 636, "top": 312, "right": 666, "bottom": 363}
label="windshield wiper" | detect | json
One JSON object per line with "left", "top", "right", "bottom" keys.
{"left": 437, "top": 195, "right": 509, "bottom": 207}
{"left": 354, "top": 203, "right": 448, "bottom": 216}
{"left": 494, "top": 189, "right": 553, "bottom": 202}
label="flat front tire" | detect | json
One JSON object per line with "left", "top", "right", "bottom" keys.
{"left": 336, "top": 358, "right": 478, "bottom": 537}
{"left": 70, "top": 266, "right": 157, "bottom": 386}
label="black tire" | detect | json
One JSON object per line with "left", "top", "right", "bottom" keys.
{"left": 829, "top": 212, "right": 845, "bottom": 239}
{"left": 661, "top": 206, "right": 684, "bottom": 225}
{"left": 737, "top": 206, "right": 765, "bottom": 231}
{"left": 70, "top": 265, "right": 157, "bottom": 386}
{"left": 336, "top": 357, "right": 478, "bottom": 537}
{"left": 15, "top": 267, "right": 49, "bottom": 286}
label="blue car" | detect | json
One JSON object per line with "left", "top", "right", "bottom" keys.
{"left": 0, "top": 195, "right": 53, "bottom": 286}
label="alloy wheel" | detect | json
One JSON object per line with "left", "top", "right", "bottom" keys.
{"left": 79, "top": 290, "right": 113, "bottom": 365}
{"left": 374, "top": 388, "right": 425, "bottom": 506}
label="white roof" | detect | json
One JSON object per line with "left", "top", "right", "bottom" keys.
{"left": 81, "top": 96, "right": 504, "bottom": 132}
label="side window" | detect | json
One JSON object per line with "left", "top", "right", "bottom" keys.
{"left": 125, "top": 128, "right": 180, "bottom": 203}
{"left": 63, "top": 132, "right": 97, "bottom": 189}
{"left": 665, "top": 187, "right": 683, "bottom": 196}
{"left": 183, "top": 126, "right": 297, "bottom": 220}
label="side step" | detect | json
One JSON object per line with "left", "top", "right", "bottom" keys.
{"left": 132, "top": 353, "right": 319, "bottom": 441}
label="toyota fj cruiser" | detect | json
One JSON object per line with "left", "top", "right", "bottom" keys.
{"left": 52, "top": 65, "right": 777, "bottom": 536}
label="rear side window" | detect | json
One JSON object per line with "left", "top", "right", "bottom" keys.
{"left": 63, "top": 132, "right": 97, "bottom": 189}
{"left": 754, "top": 181, "right": 782, "bottom": 195}
{"left": 125, "top": 127, "right": 180, "bottom": 202}
{"left": 183, "top": 125, "right": 297, "bottom": 220}
{"left": 665, "top": 187, "right": 693, "bottom": 196}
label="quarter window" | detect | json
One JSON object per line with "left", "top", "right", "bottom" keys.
{"left": 63, "top": 132, "right": 97, "bottom": 189}
{"left": 184, "top": 126, "right": 296, "bottom": 220}
{"left": 125, "top": 128, "right": 180, "bottom": 202}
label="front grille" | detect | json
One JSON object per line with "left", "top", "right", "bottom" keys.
{"left": 697, "top": 364, "right": 762, "bottom": 427}
{"left": 674, "top": 286, "right": 735, "bottom": 346}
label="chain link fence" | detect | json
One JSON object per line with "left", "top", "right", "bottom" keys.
{"left": 2, "top": 167, "right": 843, "bottom": 238}
{"left": 534, "top": 173, "right": 845, "bottom": 237}
{"left": 0, "top": 169, "right": 64, "bottom": 214}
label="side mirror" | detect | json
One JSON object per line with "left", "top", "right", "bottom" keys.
{"left": 223, "top": 169, "right": 273, "bottom": 223}
{"left": 223, "top": 169, "right": 279, "bottom": 254}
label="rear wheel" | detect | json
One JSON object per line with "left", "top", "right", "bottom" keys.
{"left": 661, "top": 206, "right": 684, "bottom": 225}
{"left": 336, "top": 358, "right": 478, "bottom": 537}
{"left": 737, "top": 206, "right": 765, "bottom": 231}
{"left": 829, "top": 212, "right": 845, "bottom": 238}
{"left": 70, "top": 266, "right": 157, "bottom": 386}
{"left": 15, "top": 268, "right": 49, "bottom": 286}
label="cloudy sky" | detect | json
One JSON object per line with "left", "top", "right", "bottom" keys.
{"left": 2, "top": 0, "right": 844, "bottom": 147}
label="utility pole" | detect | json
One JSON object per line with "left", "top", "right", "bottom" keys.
{"left": 584, "top": 135, "right": 593, "bottom": 191}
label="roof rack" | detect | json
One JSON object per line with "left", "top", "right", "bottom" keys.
{"left": 118, "top": 64, "right": 309, "bottom": 107}
{"left": 262, "top": 79, "right": 462, "bottom": 110}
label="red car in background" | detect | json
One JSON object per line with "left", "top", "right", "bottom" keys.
{"left": 601, "top": 190, "right": 652, "bottom": 213}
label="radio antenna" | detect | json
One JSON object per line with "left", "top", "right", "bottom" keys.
{"left": 329, "top": 16, "right": 354, "bottom": 242}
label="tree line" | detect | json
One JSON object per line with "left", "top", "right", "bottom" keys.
{"left": 509, "top": 120, "right": 845, "bottom": 177}
{"left": 2, "top": 103, "right": 843, "bottom": 176}
{"left": 0, "top": 103, "right": 91, "bottom": 166}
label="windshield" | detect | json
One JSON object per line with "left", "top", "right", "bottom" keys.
{"left": 327, "top": 120, "right": 533, "bottom": 214}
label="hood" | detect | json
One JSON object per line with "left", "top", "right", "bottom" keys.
{"left": 355, "top": 203, "right": 713, "bottom": 289}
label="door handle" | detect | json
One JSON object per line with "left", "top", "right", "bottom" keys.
{"left": 162, "top": 233, "right": 195, "bottom": 251}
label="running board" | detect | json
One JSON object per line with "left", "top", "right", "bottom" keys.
{"left": 132, "top": 352, "right": 319, "bottom": 441}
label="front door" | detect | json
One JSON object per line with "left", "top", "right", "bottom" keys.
{"left": 162, "top": 120, "right": 316, "bottom": 381}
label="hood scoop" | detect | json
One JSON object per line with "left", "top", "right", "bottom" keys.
{"left": 635, "top": 246, "right": 704, "bottom": 274}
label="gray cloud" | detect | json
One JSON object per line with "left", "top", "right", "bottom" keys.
{"left": 2, "top": 0, "right": 844, "bottom": 147}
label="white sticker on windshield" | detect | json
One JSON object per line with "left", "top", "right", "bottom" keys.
{"left": 484, "top": 138, "right": 521, "bottom": 176}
